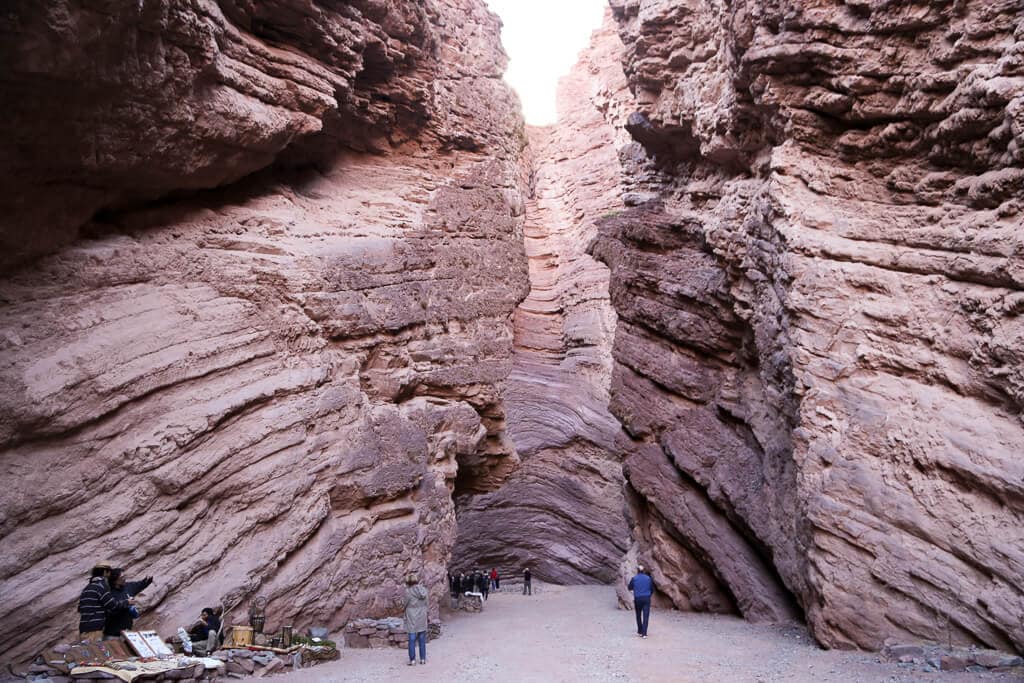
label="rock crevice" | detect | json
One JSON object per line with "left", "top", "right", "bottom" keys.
{"left": 450, "top": 15, "right": 634, "bottom": 584}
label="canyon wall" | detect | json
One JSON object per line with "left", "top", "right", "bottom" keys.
{"left": 0, "top": 0, "right": 529, "bottom": 663}
{"left": 596, "top": 0, "right": 1024, "bottom": 652}
{"left": 3, "top": 0, "right": 1023, "bottom": 664}
{"left": 450, "top": 17, "right": 633, "bottom": 584}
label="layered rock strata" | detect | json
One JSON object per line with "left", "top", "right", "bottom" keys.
{"left": 596, "top": 0, "right": 1024, "bottom": 652}
{"left": 451, "top": 16, "right": 634, "bottom": 584}
{"left": 0, "top": 0, "right": 528, "bottom": 664}
{"left": 0, "top": 0, "right": 514, "bottom": 269}
{"left": 4, "top": 0, "right": 1023, "bottom": 664}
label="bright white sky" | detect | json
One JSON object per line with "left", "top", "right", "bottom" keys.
{"left": 486, "top": 0, "right": 607, "bottom": 125}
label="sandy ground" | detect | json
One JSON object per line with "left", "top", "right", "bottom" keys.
{"left": 247, "top": 584, "right": 1022, "bottom": 683}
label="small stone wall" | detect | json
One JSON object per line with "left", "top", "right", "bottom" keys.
{"left": 882, "top": 644, "right": 1024, "bottom": 675}
{"left": 211, "top": 646, "right": 337, "bottom": 679}
{"left": 18, "top": 646, "right": 340, "bottom": 682}
{"left": 343, "top": 619, "right": 441, "bottom": 649}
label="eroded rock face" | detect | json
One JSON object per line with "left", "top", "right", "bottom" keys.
{"left": 450, "top": 16, "right": 633, "bottom": 584}
{"left": 0, "top": 0, "right": 528, "bottom": 664}
{"left": 4, "top": 0, "right": 1022, "bottom": 663}
{"left": 597, "top": 0, "right": 1024, "bottom": 652}
{"left": 0, "top": 0, "right": 513, "bottom": 271}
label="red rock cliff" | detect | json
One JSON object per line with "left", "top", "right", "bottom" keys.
{"left": 593, "top": 0, "right": 1024, "bottom": 652}
{"left": 3, "top": 0, "right": 1023, "bottom": 664}
{"left": 0, "top": 0, "right": 528, "bottom": 664}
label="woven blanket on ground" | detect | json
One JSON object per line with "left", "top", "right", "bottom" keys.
{"left": 70, "top": 656, "right": 218, "bottom": 681}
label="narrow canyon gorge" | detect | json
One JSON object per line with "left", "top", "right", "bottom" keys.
{"left": 1, "top": 0, "right": 1022, "bottom": 668}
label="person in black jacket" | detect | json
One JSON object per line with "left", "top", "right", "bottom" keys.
{"left": 479, "top": 569, "right": 489, "bottom": 601}
{"left": 188, "top": 607, "right": 221, "bottom": 643}
{"left": 102, "top": 568, "right": 154, "bottom": 638}
{"left": 78, "top": 560, "right": 131, "bottom": 639}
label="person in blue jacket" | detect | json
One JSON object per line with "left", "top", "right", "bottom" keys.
{"left": 627, "top": 565, "right": 654, "bottom": 638}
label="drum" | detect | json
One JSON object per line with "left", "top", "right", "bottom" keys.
{"left": 230, "top": 626, "right": 254, "bottom": 647}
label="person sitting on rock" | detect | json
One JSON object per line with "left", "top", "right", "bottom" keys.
{"left": 189, "top": 607, "right": 220, "bottom": 640}
{"left": 103, "top": 568, "right": 154, "bottom": 638}
{"left": 187, "top": 607, "right": 221, "bottom": 655}
{"left": 78, "top": 559, "right": 131, "bottom": 640}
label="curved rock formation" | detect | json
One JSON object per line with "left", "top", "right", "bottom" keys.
{"left": 3, "top": 0, "right": 1023, "bottom": 665}
{"left": 0, "top": 0, "right": 528, "bottom": 664}
{"left": 450, "top": 15, "right": 633, "bottom": 584}
{"left": 595, "top": 0, "right": 1024, "bottom": 653}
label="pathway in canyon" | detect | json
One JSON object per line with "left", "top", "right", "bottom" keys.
{"left": 241, "top": 585, "right": 1013, "bottom": 683}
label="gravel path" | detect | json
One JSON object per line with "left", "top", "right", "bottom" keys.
{"left": 251, "top": 584, "right": 1022, "bottom": 682}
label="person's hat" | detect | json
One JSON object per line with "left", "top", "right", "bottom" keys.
{"left": 93, "top": 559, "right": 115, "bottom": 570}
{"left": 638, "top": 564, "right": 645, "bottom": 571}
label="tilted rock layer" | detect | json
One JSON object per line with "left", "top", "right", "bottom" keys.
{"left": 0, "top": 0, "right": 523, "bottom": 271}
{"left": 595, "top": 0, "right": 1024, "bottom": 653}
{"left": 3, "top": 0, "right": 1023, "bottom": 664}
{"left": 0, "top": 0, "right": 528, "bottom": 664}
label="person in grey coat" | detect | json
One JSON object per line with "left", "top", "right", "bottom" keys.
{"left": 403, "top": 573, "right": 429, "bottom": 665}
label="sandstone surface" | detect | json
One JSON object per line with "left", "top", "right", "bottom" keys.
{"left": 595, "top": 0, "right": 1024, "bottom": 652}
{"left": 0, "top": 0, "right": 528, "bottom": 665}
{"left": 3, "top": 0, "right": 1024, "bottom": 665}
{"left": 0, "top": 0, "right": 513, "bottom": 270}
{"left": 450, "top": 16, "right": 633, "bottom": 584}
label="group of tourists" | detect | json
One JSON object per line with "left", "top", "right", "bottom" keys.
{"left": 80, "top": 555, "right": 654, "bottom": 670}
{"left": 77, "top": 558, "right": 220, "bottom": 652}
{"left": 77, "top": 559, "right": 152, "bottom": 640}
{"left": 405, "top": 563, "right": 654, "bottom": 666}
{"left": 446, "top": 567, "right": 499, "bottom": 600}
{"left": 412, "top": 565, "right": 528, "bottom": 667}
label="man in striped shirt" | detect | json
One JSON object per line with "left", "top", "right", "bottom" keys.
{"left": 77, "top": 560, "right": 131, "bottom": 640}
